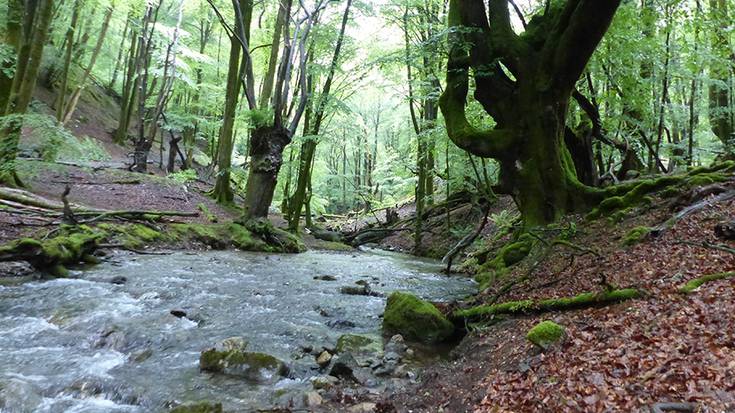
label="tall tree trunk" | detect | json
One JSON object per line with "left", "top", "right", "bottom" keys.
{"left": 55, "top": 0, "right": 82, "bottom": 122}
{"left": 61, "top": 2, "right": 113, "bottom": 125}
{"left": 211, "top": 37, "right": 242, "bottom": 203}
{"left": 108, "top": 10, "right": 131, "bottom": 91}
{"left": 708, "top": 0, "right": 733, "bottom": 156}
{"left": 0, "top": 0, "right": 24, "bottom": 113}
{"left": 114, "top": 28, "right": 139, "bottom": 144}
{"left": 0, "top": 0, "right": 54, "bottom": 186}
{"left": 286, "top": 0, "right": 352, "bottom": 231}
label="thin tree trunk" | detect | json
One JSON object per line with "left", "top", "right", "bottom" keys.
{"left": 56, "top": 0, "right": 82, "bottom": 122}
{"left": 61, "top": 2, "right": 114, "bottom": 125}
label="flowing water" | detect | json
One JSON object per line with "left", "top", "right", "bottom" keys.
{"left": 0, "top": 249, "right": 475, "bottom": 412}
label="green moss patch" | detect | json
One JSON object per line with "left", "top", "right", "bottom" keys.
{"left": 622, "top": 226, "right": 651, "bottom": 246}
{"left": 0, "top": 229, "right": 103, "bottom": 276}
{"left": 383, "top": 291, "right": 455, "bottom": 343}
{"left": 454, "top": 288, "right": 641, "bottom": 320}
{"left": 527, "top": 320, "right": 565, "bottom": 349}
{"left": 679, "top": 272, "right": 735, "bottom": 293}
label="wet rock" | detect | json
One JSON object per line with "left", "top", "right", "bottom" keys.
{"left": 326, "top": 319, "right": 356, "bottom": 329}
{"left": 170, "top": 309, "right": 187, "bottom": 318}
{"left": 382, "top": 292, "right": 454, "bottom": 343}
{"left": 304, "top": 391, "right": 323, "bottom": 407}
{"left": 109, "top": 276, "right": 127, "bottom": 285}
{"left": 316, "top": 351, "right": 332, "bottom": 367}
{"left": 335, "top": 334, "right": 382, "bottom": 355}
{"left": 314, "top": 275, "right": 338, "bottom": 281}
{"left": 339, "top": 285, "right": 383, "bottom": 297}
{"left": 384, "top": 334, "right": 408, "bottom": 356}
{"left": 170, "top": 401, "right": 223, "bottom": 413}
{"left": 311, "top": 375, "right": 339, "bottom": 390}
{"left": 131, "top": 348, "right": 153, "bottom": 363}
{"left": 199, "top": 344, "right": 288, "bottom": 383}
{"left": 328, "top": 353, "right": 359, "bottom": 382}
{"left": 355, "top": 279, "right": 370, "bottom": 287}
{"left": 0, "top": 377, "right": 43, "bottom": 412}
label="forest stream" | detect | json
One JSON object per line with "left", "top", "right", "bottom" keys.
{"left": 0, "top": 249, "right": 475, "bottom": 412}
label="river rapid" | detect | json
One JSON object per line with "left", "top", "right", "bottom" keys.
{"left": 0, "top": 248, "right": 475, "bottom": 412}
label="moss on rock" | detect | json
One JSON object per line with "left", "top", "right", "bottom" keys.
{"left": 335, "top": 334, "right": 382, "bottom": 354}
{"left": 383, "top": 291, "right": 454, "bottom": 343}
{"left": 199, "top": 347, "right": 288, "bottom": 383}
{"left": 622, "top": 226, "right": 651, "bottom": 246}
{"left": 526, "top": 320, "right": 565, "bottom": 349}
{"left": 0, "top": 229, "right": 103, "bottom": 276}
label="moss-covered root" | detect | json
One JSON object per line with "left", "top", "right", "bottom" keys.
{"left": 679, "top": 272, "right": 735, "bottom": 293}
{"left": 454, "top": 288, "right": 641, "bottom": 320}
{"left": 383, "top": 291, "right": 455, "bottom": 343}
{"left": 0, "top": 230, "right": 102, "bottom": 276}
{"left": 527, "top": 320, "right": 565, "bottom": 350}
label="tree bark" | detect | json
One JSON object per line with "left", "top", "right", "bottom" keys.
{"left": 242, "top": 125, "right": 292, "bottom": 219}
{"left": 440, "top": 0, "right": 618, "bottom": 227}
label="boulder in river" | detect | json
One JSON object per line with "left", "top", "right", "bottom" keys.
{"left": 339, "top": 285, "right": 383, "bottom": 297}
{"left": 199, "top": 343, "right": 289, "bottom": 383}
{"left": 335, "top": 334, "right": 382, "bottom": 355}
{"left": 382, "top": 292, "right": 454, "bottom": 343}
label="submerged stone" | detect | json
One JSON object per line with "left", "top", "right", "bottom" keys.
{"left": 382, "top": 292, "right": 454, "bottom": 343}
{"left": 170, "top": 401, "right": 223, "bottom": 413}
{"left": 335, "top": 334, "right": 382, "bottom": 355}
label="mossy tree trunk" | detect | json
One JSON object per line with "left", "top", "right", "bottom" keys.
{"left": 242, "top": 125, "right": 292, "bottom": 219}
{"left": 212, "top": 1, "right": 251, "bottom": 204}
{"left": 0, "top": 0, "right": 55, "bottom": 187}
{"left": 440, "top": 0, "right": 619, "bottom": 227}
{"left": 708, "top": 0, "right": 733, "bottom": 156}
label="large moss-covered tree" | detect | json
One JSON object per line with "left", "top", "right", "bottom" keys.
{"left": 440, "top": 0, "right": 621, "bottom": 226}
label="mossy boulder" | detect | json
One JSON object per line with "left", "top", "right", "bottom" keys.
{"left": 526, "top": 320, "right": 565, "bottom": 349}
{"left": 199, "top": 344, "right": 289, "bottom": 383}
{"left": 335, "top": 334, "right": 382, "bottom": 355}
{"left": 0, "top": 229, "right": 102, "bottom": 276}
{"left": 383, "top": 292, "right": 454, "bottom": 343}
{"left": 170, "top": 401, "right": 222, "bottom": 413}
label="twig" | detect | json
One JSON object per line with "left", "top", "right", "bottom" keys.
{"left": 673, "top": 240, "right": 735, "bottom": 255}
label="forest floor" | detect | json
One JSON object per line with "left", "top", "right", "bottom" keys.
{"left": 362, "top": 178, "right": 735, "bottom": 412}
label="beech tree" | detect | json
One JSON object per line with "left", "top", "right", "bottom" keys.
{"left": 440, "top": 0, "right": 621, "bottom": 226}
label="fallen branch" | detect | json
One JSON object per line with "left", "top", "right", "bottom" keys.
{"left": 443, "top": 204, "right": 490, "bottom": 273}
{"left": 454, "top": 288, "right": 642, "bottom": 321}
{"left": 673, "top": 240, "right": 735, "bottom": 255}
{"left": 649, "top": 402, "right": 697, "bottom": 413}
{"left": 653, "top": 189, "right": 735, "bottom": 235}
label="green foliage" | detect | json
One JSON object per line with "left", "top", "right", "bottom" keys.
{"left": 168, "top": 169, "right": 198, "bottom": 184}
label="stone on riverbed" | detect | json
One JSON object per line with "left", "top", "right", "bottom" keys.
{"left": 199, "top": 338, "right": 288, "bottom": 382}
{"left": 382, "top": 292, "right": 454, "bottom": 343}
{"left": 335, "top": 334, "right": 382, "bottom": 355}
{"left": 170, "top": 401, "right": 222, "bottom": 413}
